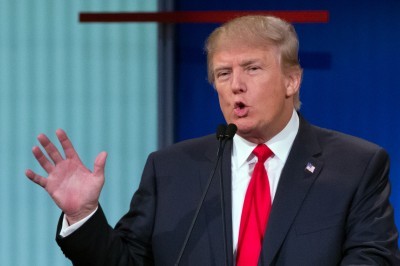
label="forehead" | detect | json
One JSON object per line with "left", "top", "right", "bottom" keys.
{"left": 211, "top": 42, "right": 279, "bottom": 67}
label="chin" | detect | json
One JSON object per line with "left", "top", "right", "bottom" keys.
{"left": 235, "top": 124, "right": 254, "bottom": 136}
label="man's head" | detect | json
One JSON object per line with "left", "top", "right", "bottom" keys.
{"left": 206, "top": 15, "right": 303, "bottom": 110}
{"left": 205, "top": 15, "right": 303, "bottom": 143}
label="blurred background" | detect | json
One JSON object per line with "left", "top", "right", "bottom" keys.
{"left": 0, "top": 0, "right": 399, "bottom": 265}
{"left": 0, "top": 1, "right": 157, "bottom": 265}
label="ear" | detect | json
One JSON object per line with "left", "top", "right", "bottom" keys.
{"left": 284, "top": 68, "right": 302, "bottom": 97}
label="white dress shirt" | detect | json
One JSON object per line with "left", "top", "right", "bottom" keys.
{"left": 60, "top": 208, "right": 97, "bottom": 237}
{"left": 231, "top": 109, "right": 299, "bottom": 253}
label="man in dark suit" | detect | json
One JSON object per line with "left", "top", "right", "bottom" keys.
{"left": 26, "top": 15, "right": 400, "bottom": 265}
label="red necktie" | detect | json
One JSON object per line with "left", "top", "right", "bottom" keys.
{"left": 236, "top": 144, "right": 273, "bottom": 266}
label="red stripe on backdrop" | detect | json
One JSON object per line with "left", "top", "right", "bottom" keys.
{"left": 79, "top": 11, "right": 329, "bottom": 23}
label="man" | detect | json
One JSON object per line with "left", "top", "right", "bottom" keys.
{"left": 26, "top": 15, "right": 400, "bottom": 265}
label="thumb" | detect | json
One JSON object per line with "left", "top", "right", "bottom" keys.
{"left": 93, "top": 151, "right": 107, "bottom": 176}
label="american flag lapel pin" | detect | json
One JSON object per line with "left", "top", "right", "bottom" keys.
{"left": 305, "top": 162, "right": 316, "bottom": 173}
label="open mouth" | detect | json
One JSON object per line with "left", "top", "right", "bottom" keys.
{"left": 234, "top": 101, "right": 246, "bottom": 110}
{"left": 234, "top": 101, "right": 248, "bottom": 117}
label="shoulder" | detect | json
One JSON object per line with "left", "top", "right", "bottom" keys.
{"left": 306, "top": 121, "right": 389, "bottom": 164}
{"left": 149, "top": 134, "right": 218, "bottom": 160}
{"left": 141, "top": 134, "right": 219, "bottom": 175}
{"left": 314, "top": 124, "right": 384, "bottom": 151}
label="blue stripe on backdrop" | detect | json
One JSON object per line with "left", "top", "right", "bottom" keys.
{"left": 175, "top": 0, "right": 400, "bottom": 241}
{"left": 0, "top": 1, "right": 157, "bottom": 265}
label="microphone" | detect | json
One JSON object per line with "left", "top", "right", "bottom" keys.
{"left": 224, "top": 124, "right": 237, "bottom": 139}
{"left": 216, "top": 124, "right": 227, "bottom": 156}
{"left": 175, "top": 124, "right": 237, "bottom": 266}
{"left": 217, "top": 124, "right": 227, "bottom": 141}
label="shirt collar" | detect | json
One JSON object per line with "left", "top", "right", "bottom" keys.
{"left": 232, "top": 109, "right": 300, "bottom": 168}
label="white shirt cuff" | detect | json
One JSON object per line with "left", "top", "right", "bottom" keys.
{"left": 59, "top": 207, "right": 98, "bottom": 237}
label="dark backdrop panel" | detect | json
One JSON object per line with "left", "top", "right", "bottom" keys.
{"left": 174, "top": 1, "right": 400, "bottom": 231}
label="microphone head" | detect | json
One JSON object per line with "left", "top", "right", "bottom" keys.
{"left": 225, "top": 124, "right": 237, "bottom": 139}
{"left": 216, "top": 124, "right": 227, "bottom": 140}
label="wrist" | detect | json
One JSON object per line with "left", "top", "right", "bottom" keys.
{"left": 65, "top": 205, "right": 98, "bottom": 225}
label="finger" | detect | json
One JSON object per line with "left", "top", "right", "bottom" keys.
{"left": 25, "top": 169, "right": 48, "bottom": 188}
{"left": 37, "top": 133, "right": 64, "bottom": 164}
{"left": 56, "top": 129, "right": 82, "bottom": 162}
{"left": 32, "top": 146, "right": 54, "bottom": 173}
{"left": 93, "top": 151, "right": 107, "bottom": 177}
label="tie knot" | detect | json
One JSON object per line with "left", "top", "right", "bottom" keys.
{"left": 253, "top": 144, "right": 273, "bottom": 163}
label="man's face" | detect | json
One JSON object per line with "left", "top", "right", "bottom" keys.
{"left": 212, "top": 43, "right": 299, "bottom": 143}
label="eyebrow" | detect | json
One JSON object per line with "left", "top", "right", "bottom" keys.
{"left": 213, "top": 66, "right": 231, "bottom": 73}
{"left": 239, "top": 59, "right": 263, "bottom": 68}
{"left": 214, "top": 59, "right": 262, "bottom": 71}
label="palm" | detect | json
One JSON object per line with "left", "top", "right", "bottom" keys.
{"left": 48, "top": 159, "right": 102, "bottom": 216}
{"left": 26, "top": 129, "right": 107, "bottom": 223}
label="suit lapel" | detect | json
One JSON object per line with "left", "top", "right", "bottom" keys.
{"left": 260, "top": 118, "right": 323, "bottom": 265}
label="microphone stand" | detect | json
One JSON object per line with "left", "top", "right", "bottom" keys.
{"left": 219, "top": 124, "right": 237, "bottom": 266}
{"left": 174, "top": 124, "right": 237, "bottom": 266}
{"left": 219, "top": 139, "right": 229, "bottom": 266}
{"left": 174, "top": 125, "right": 227, "bottom": 266}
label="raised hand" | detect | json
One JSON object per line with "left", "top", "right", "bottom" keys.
{"left": 25, "top": 129, "right": 107, "bottom": 225}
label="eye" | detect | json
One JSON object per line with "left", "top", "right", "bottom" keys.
{"left": 215, "top": 70, "right": 231, "bottom": 81}
{"left": 247, "top": 65, "right": 261, "bottom": 73}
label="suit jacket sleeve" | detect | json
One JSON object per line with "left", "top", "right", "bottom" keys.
{"left": 55, "top": 152, "right": 158, "bottom": 266}
{"left": 341, "top": 148, "right": 400, "bottom": 265}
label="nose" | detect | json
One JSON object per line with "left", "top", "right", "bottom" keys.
{"left": 231, "top": 70, "right": 246, "bottom": 94}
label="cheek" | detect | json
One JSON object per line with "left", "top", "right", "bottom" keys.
{"left": 255, "top": 86, "right": 285, "bottom": 111}
{"left": 216, "top": 90, "right": 232, "bottom": 119}
{"left": 218, "top": 95, "right": 231, "bottom": 116}
{"left": 216, "top": 87, "right": 230, "bottom": 105}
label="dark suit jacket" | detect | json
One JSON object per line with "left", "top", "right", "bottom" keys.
{"left": 56, "top": 117, "right": 400, "bottom": 265}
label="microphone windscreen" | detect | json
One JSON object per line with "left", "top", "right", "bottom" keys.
{"left": 225, "top": 124, "right": 237, "bottom": 139}
{"left": 216, "top": 124, "right": 227, "bottom": 140}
